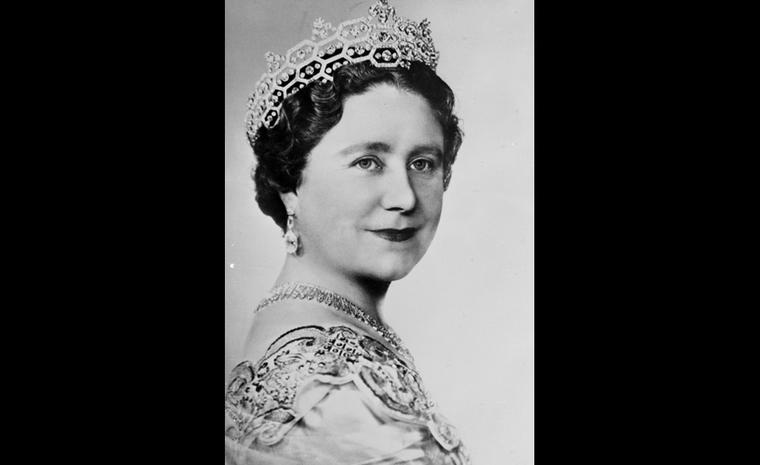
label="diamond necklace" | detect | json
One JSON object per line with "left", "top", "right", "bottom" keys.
{"left": 255, "top": 281, "right": 414, "bottom": 362}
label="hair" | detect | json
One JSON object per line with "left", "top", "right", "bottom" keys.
{"left": 249, "top": 61, "right": 463, "bottom": 231}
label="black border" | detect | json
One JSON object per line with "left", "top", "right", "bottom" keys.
{"left": 18, "top": 4, "right": 224, "bottom": 461}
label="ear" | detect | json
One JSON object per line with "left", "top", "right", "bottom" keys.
{"left": 279, "top": 191, "right": 299, "bottom": 215}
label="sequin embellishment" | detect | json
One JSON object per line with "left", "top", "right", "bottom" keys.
{"left": 224, "top": 325, "right": 469, "bottom": 463}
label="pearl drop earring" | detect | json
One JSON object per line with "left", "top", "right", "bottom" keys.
{"left": 283, "top": 213, "right": 299, "bottom": 255}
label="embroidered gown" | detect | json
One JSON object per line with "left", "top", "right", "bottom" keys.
{"left": 224, "top": 286, "right": 470, "bottom": 465}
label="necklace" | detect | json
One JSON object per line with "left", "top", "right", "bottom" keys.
{"left": 255, "top": 282, "right": 414, "bottom": 362}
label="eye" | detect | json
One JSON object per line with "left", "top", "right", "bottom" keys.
{"left": 409, "top": 158, "right": 435, "bottom": 172}
{"left": 352, "top": 156, "right": 382, "bottom": 171}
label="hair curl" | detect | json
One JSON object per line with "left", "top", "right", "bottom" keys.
{"left": 249, "top": 61, "right": 463, "bottom": 231}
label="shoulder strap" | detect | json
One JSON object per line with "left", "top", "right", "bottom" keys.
{"left": 262, "top": 325, "right": 328, "bottom": 358}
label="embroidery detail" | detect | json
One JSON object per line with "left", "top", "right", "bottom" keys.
{"left": 224, "top": 325, "right": 467, "bottom": 462}
{"left": 256, "top": 282, "right": 414, "bottom": 363}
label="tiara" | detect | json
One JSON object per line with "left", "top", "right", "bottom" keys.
{"left": 246, "top": 0, "right": 440, "bottom": 143}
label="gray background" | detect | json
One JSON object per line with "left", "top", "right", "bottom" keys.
{"left": 225, "top": 1, "right": 534, "bottom": 463}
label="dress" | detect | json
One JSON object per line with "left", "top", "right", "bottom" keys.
{"left": 224, "top": 284, "right": 470, "bottom": 465}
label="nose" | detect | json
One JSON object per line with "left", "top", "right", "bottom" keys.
{"left": 380, "top": 166, "right": 417, "bottom": 212}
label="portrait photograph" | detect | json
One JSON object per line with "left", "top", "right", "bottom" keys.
{"left": 225, "top": 1, "right": 533, "bottom": 463}
{"left": 20, "top": 1, "right": 715, "bottom": 462}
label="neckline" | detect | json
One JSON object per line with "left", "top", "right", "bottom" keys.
{"left": 256, "top": 281, "right": 414, "bottom": 363}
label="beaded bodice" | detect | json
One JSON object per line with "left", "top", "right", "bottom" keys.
{"left": 225, "top": 324, "right": 470, "bottom": 464}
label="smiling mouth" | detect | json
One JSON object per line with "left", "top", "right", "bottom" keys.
{"left": 370, "top": 228, "right": 417, "bottom": 242}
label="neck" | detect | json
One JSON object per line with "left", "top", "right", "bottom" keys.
{"left": 274, "top": 254, "right": 390, "bottom": 322}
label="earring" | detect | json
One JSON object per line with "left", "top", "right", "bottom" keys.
{"left": 283, "top": 213, "right": 299, "bottom": 255}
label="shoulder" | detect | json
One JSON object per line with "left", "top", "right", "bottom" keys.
{"left": 241, "top": 298, "right": 351, "bottom": 363}
{"left": 225, "top": 323, "right": 372, "bottom": 446}
{"left": 225, "top": 322, "right": 468, "bottom": 460}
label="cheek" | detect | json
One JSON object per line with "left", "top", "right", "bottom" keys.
{"left": 299, "top": 179, "right": 372, "bottom": 234}
{"left": 416, "top": 183, "right": 444, "bottom": 222}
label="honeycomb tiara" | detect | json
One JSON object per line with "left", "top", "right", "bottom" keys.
{"left": 245, "top": 0, "right": 440, "bottom": 143}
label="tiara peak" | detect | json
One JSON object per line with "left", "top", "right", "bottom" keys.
{"left": 246, "top": 0, "right": 440, "bottom": 143}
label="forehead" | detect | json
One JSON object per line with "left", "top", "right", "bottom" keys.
{"left": 315, "top": 84, "right": 444, "bottom": 155}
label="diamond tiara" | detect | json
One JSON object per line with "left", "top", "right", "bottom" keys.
{"left": 245, "top": 0, "right": 440, "bottom": 143}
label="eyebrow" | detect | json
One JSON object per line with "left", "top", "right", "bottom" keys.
{"left": 337, "top": 142, "right": 392, "bottom": 156}
{"left": 408, "top": 144, "right": 444, "bottom": 161}
{"left": 337, "top": 142, "right": 443, "bottom": 160}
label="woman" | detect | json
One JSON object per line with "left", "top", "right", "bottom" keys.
{"left": 225, "top": 1, "right": 468, "bottom": 463}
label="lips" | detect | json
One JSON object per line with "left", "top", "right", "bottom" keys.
{"left": 369, "top": 228, "right": 417, "bottom": 242}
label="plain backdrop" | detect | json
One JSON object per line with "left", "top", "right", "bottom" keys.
{"left": 225, "top": 1, "right": 533, "bottom": 464}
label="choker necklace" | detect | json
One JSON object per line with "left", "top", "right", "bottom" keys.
{"left": 255, "top": 282, "right": 413, "bottom": 362}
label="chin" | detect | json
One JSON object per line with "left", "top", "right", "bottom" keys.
{"left": 362, "top": 254, "right": 420, "bottom": 282}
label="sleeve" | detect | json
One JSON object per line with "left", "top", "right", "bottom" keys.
{"left": 224, "top": 325, "right": 470, "bottom": 465}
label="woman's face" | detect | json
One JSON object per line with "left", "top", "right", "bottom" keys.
{"left": 286, "top": 84, "right": 445, "bottom": 282}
